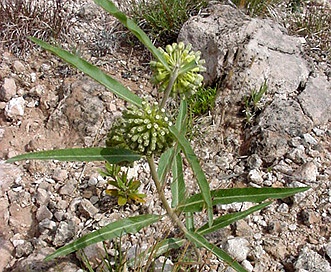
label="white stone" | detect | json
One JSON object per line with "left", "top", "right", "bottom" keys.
{"left": 1, "top": 78, "right": 17, "bottom": 101}
{"left": 5, "top": 97, "right": 25, "bottom": 119}
{"left": 224, "top": 237, "right": 250, "bottom": 262}
{"left": 248, "top": 169, "right": 263, "bottom": 184}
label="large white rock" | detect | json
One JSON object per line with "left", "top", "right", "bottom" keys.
{"left": 5, "top": 96, "right": 25, "bottom": 120}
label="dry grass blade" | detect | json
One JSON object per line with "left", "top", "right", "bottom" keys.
{"left": 0, "top": 0, "right": 68, "bottom": 55}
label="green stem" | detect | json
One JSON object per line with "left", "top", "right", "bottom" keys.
{"left": 160, "top": 65, "right": 179, "bottom": 109}
{"left": 147, "top": 155, "right": 202, "bottom": 262}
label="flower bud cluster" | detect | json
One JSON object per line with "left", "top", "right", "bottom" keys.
{"left": 150, "top": 42, "right": 206, "bottom": 98}
{"left": 107, "top": 101, "right": 174, "bottom": 156}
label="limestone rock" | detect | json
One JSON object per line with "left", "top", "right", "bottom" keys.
{"left": 53, "top": 221, "right": 76, "bottom": 247}
{"left": 0, "top": 77, "right": 17, "bottom": 101}
{"left": 0, "top": 237, "right": 14, "bottom": 271}
{"left": 298, "top": 73, "right": 331, "bottom": 125}
{"left": 5, "top": 96, "right": 25, "bottom": 120}
{"left": 295, "top": 247, "right": 331, "bottom": 272}
{"left": 223, "top": 237, "right": 250, "bottom": 262}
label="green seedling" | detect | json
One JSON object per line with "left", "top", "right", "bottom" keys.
{"left": 243, "top": 80, "right": 267, "bottom": 124}
{"left": 100, "top": 162, "right": 146, "bottom": 206}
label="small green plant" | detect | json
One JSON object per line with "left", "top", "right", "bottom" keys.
{"left": 188, "top": 85, "right": 217, "bottom": 116}
{"left": 7, "top": 1, "right": 309, "bottom": 271}
{"left": 118, "top": 0, "right": 208, "bottom": 44}
{"left": 243, "top": 80, "right": 268, "bottom": 124}
{"left": 100, "top": 162, "right": 146, "bottom": 206}
{"left": 288, "top": 1, "right": 331, "bottom": 63}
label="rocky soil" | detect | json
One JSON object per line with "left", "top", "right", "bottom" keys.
{"left": 0, "top": 1, "right": 331, "bottom": 272}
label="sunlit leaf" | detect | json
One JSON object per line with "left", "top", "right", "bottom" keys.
{"left": 170, "top": 126, "right": 213, "bottom": 226}
{"left": 6, "top": 147, "right": 141, "bottom": 164}
{"left": 45, "top": 214, "right": 160, "bottom": 261}
{"left": 29, "top": 37, "right": 142, "bottom": 107}
{"left": 198, "top": 202, "right": 271, "bottom": 235}
{"left": 178, "top": 187, "right": 310, "bottom": 212}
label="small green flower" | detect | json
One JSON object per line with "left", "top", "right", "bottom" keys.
{"left": 150, "top": 42, "right": 206, "bottom": 98}
{"left": 106, "top": 100, "right": 174, "bottom": 156}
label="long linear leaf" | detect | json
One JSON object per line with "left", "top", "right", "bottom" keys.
{"left": 185, "top": 231, "right": 247, "bottom": 272}
{"left": 6, "top": 147, "right": 141, "bottom": 164}
{"left": 178, "top": 187, "right": 310, "bottom": 212}
{"left": 93, "top": 0, "right": 170, "bottom": 71}
{"left": 170, "top": 126, "right": 213, "bottom": 226}
{"left": 198, "top": 202, "right": 271, "bottom": 235}
{"left": 157, "top": 146, "right": 175, "bottom": 182}
{"left": 45, "top": 214, "right": 159, "bottom": 261}
{"left": 29, "top": 37, "right": 142, "bottom": 107}
{"left": 171, "top": 153, "right": 186, "bottom": 208}
{"left": 157, "top": 100, "right": 187, "bottom": 183}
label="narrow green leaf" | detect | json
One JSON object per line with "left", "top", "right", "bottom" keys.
{"left": 171, "top": 153, "right": 186, "bottom": 208}
{"left": 93, "top": 0, "right": 170, "bottom": 71}
{"left": 175, "top": 100, "right": 188, "bottom": 134}
{"left": 198, "top": 202, "right": 271, "bottom": 235}
{"left": 157, "top": 100, "right": 188, "bottom": 183}
{"left": 45, "top": 214, "right": 159, "bottom": 261}
{"left": 178, "top": 59, "right": 199, "bottom": 75}
{"left": 185, "top": 232, "right": 247, "bottom": 272}
{"left": 157, "top": 147, "right": 175, "bottom": 182}
{"left": 178, "top": 187, "right": 310, "bottom": 212}
{"left": 29, "top": 37, "right": 142, "bottom": 107}
{"left": 6, "top": 147, "right": 141, "bottom": 164}
{"left": 170, "top": 126, "right": 213, "bottom": 227}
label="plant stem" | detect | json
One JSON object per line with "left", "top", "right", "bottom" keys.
{"left": 160, "top": 65, "right": 179, "bottom": 109}
{"left": 147, "top": 155, "right": 202, "bottom": 262}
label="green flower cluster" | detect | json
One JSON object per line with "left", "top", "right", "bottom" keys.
{"left": 107, "top": 101, "right": 174, "bottom": 156}
{"left": 150, "top": 42, "right": 206, "bottom": 97}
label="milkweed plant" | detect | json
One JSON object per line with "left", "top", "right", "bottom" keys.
{"left": 7, "top": 0, "right": 310, "bottom": 271}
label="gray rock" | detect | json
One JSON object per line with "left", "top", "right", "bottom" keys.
{"left": 36, "top": 205, "right": 53, "bottom": 222}
{"left": 224, "top": 237, "right": 250, "bottom": 262}
{"left": 248, "top": 169, "right": 263, "bottom": 185}
{"left": 295, "top": 161, "right": 318, "bottom": 184}
{"left": 0, "top": 77, "right": 17, "bottom": 101}
{"left": 0, "top": 237, "right": 13, "bottom": 271}
{"left": 286, "top": 145, "right": 306, "bottom": 164}
{"left": 15, "top": 240, "right": 34, "bottom": 258}
{"left": 298, "top": 74, "right": 331, "bottom": 125}
{"left": 179, "top": 5, "right": 309, "bottom": 93}
{"left": 76, "top": 242, "right": 107, "bottom": 269}
{"left": 35, "top": 188, "right": 50, "bottom": 206}
{"left": 53, "top": 221, "right": 76, "bottom": 247}
{"left": 247, "top": 154, "right": 263, "bottom": 169}
{"left": 13, "top": 60, "right": 26, "bottom": 73}
{"left": 52, "top": 169, "right": 68, "bottom": 182}
{"left": 79, "top": 198, "right": 99, "bottom": 218}
{"left": 326, "top": 242, "right": 331, "bottom": 259}
{"left": 295, "top": 247, "right": 331, "bottom": 272}
{"left": 242, "top": 260, "right": 254, "bottom": 272}
{"left": 5, "top": 96, "right": 25, "bottom": 120}
{"left": 59, "top": 179, "right": 76, "bottom": 195}
{"left": 302, "top": 133, "right": 318, "bottom": 145}
{"left": 39, "top": 218, "right": 57, "bottom": 232}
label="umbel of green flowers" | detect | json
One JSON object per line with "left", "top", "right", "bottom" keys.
{"left": 150, "top": 42, "right": 206, "bottom": 97}
{"left": 107, "top": 100, "right": 174, "bottom": 156}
